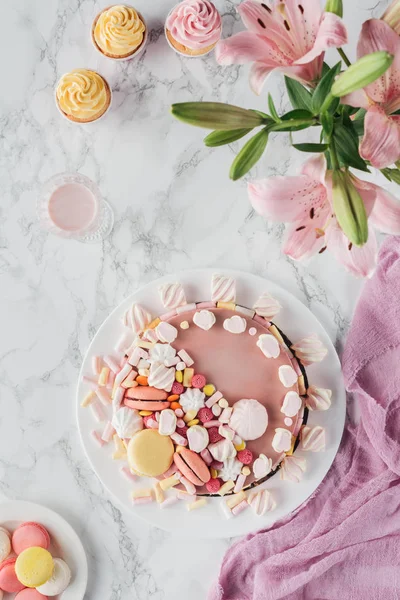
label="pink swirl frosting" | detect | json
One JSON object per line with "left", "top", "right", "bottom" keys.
{"left": 166, "top": 1, "right": 222, "bottom": 50}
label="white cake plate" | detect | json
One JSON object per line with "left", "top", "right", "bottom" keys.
{"left": 0, "top": 500, "right": 88, "bottom": 599}
{"left": 76, "top": 269, "right": 346, "bottom": 539}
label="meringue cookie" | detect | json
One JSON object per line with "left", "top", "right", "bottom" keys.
{"left": 124, "top": 303, "right": 152, "bottom": 334}
{"left": 36, "top": 558, "right": 71, "bottom": 596}
{"left": 306, "top": 386, "right": 332, "bottom": 411}
{"left": 218, "top": 458, "right": 242, "bottom": 482}
{"left": 187, "top": 425, "right": 209, "bottom": 453}
{"left": 193, "top": 309, "right": 216, "bottom": 331}
{"left": 253, "top": 292, "right": 281, "bottom": 320}
{"left": 112, "top": 407, "right": 143, "bottom": 439}
{"left": 278, "top": 365, "right": 298, "bottom": 388}
{"left": 158, "top": 409, "right": 177, "bottom": 436}
{"left": 252, "top": 454, "right": 273, "bottom": 480}
{"left": 272, "top": 428, "right": 292, "bottom": 453}
{"left": 300, "top": 425, "right": 326, "bottom": 452}
{"left": 248, "top": 489, "right": 276, "bottom": 515}
{"left": 291, "top": 334, "right": 328, "bottom": 366}
{"left": 209, "top": 438, "right": 237, "bottom": 462}
{"left": 179, "top": 388, "right": 206, "bottom": 413}
{"left": 229, "top": 399, "right": 268, "bottom": 441}
{"left": 281, "top": 391, "right": 302, "bottom": 417}
{"left": 149, "top": 343, "right": 176, "bottom": 365}
{"left": 223, "top": 315, "right": 246, "bottom": 334}
{"left": 148, "top": 363, "right": 175, "bottom": 392}
{"left": 211, "top": 274, "right": 236, "bottom": 303}
{"left": 159, "top": 282, "right": 186, "bottom": 309}
{"left": 156, "top": 321, "right": 178, "bottom": 344}
{"left": 257, "top": 334, "right": 280, "bottom": 359}
{"left": 280, "top": 455, "right": 307, "bottom": 482}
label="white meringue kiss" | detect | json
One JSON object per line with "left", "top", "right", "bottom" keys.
{"left": 148, "top": 363, "right": 175, "bottom": 392}
{"left": 248, "top": 489, "right": 276, "bottom": 515}
{"left": 291, "top": 334, "right": 328, "bottom": 366}
{"left": 278, "top": 365, "right": 298, "bottom": 388}
{"left": 179, "top": 388, "right": 205, "bottom": 413}
{"left": 253, "top": 292, "right": 281, "bottom": 320}
{"left": 223, "top": 315, "right": 246, "bottom": 334}
{"left": 272, "top": 428, "right": 292, "bottom": 453}
{"left": 193, "top": 309, "right": 216, "bottom": 331}
{"left": 158, "top": 409, "right": 177, "bottom": 436}
{"left": 149, "top": 343, "right": 176, "bottom": 365}
{"left": 112, "top": 407, "right": 143, "bottom": 439}
{"left": 300, "top": 425, "right": 326, "bottom": 452}
{"left": 209, "top": 438, "right": 236, "bottom": 462}
{"left": 252, "top": 454, "right": 273, "bottom": 479}
{"left": 187, "top": 425, "right": 209, "bottom": 452}
{"left": 218, "top": 458, "right": 242, "bottom": 482}
{"left": 257, "top": 334, "right": 280, "bottom": 358}
{"left": 229, "top": 399, "right": 268, "bottom": 441}
{"left": 280, "top": 455, "right": 307, "bottom": 483}
{"left": 155, "top": 321, "right": 178, "bottom": 344}
{"left": 281, "top": 391, "right": 302, "bottom": 417}
{"left": 306, "top": 386, "right": 332, "bottom": 411}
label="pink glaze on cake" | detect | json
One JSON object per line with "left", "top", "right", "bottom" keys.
{"left": 163, "top": 307, "right": 302, "bottom": 492}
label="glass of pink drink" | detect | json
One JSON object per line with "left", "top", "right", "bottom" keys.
{"left": 38, "top": 173, "right": 114, "bottom": 243}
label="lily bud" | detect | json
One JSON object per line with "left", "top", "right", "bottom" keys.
{"left": 332, "top": 170, "right": 368, "bottom": 246}
{"left": 171, "top": 102, "right": 266, "bottom": 130}
{"left": 382, "top": 0, "right": 400, "bottom": 35}
{"left": 324, "top": 0, "right": 343, "bottom": 18}
{"left": 331, "top": 51, "right": 394, "bottom": 97}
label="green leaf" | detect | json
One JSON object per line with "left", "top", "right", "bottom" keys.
{"left": 312, "top": 62, "right": 342, "bottom": 114}
{"left": 204, "top": 128, "right": 253, "bottom": 147}
{"left": 293, "top": 143, "right": 329, "bottom": 153}
{"left": 230, "top": 128, "right": 269, "bottom": 181}
{"left": 171, "top": 102, "right": 266, "bottom": 130}
{"left": 321, "top": 112, "right": 334, "bottom": 139}
{"left": 285, "top": 77, "right": 313, "bottom": 111}
{"left": 268, "top": 94, "right": 280, "bottom": 122}
{"left": 332, "top": 51, "right": 394, "bottom": 97}
{"left": 333, "top": 123, "right": 369, "bottom": 171}
{"left": 272, "top": 109, "right": 315, "bottom": 132}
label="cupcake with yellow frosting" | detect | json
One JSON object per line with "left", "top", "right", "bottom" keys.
{"left": 92, "top": 4, "right": 147, "bottom": 60}
{"left": 55, "top": 69, "right": 112, "bottom": 123}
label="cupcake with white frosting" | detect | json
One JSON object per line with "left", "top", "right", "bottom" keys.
{"left": 55, "top": 69, "right": 112, "bottom": 123}
{"left": 92, "top": 4, "right": 147, "bottom": 60}
{"left": 165, "top": 0, "right": 222, "bottom": 57}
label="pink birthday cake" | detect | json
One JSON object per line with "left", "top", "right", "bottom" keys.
{"left": 81, "top": 274, "right": 331, "bottom": 517}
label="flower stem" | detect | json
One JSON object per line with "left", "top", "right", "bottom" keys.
{"left": 329, "top": 138, "right": 340, "bottom": 170}
{"left": 337, "top": 47, "right": 351, "bottom": 67}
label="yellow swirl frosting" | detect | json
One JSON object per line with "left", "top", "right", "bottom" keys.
{"left": 56, "top": 69, "right": 110, "bottom": 122}
{"left": 93, "top": 5, "right": 146, "bottom": 57}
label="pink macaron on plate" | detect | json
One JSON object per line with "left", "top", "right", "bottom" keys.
{"left": 0, "top": 501, "right": 87, "bottom": 599}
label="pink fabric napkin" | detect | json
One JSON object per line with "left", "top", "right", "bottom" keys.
{"left": 209, "top": 236, "right": 400, "bottom": 600}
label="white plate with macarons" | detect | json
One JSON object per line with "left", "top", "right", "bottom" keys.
{"left": 0, "top": 501, "right": 87, "bottom": 599}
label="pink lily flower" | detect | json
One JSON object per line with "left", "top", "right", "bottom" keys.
{"left": 342, "top": 19, "right": 400, "bottom": 169}
{"left": 248, "top": 155, "right": 400, "bottom": 277}
{"left": 215, "top": 0, "right": 348, "bottom": 94}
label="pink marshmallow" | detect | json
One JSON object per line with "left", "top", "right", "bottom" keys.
{"left": 160, "top": 496, "right": 179, "bottom": 509}
{"left": 196, "top": 301, "right": 216, "bottom": 309}
{"left": 200, "top": 448, "right": 213, "bottom": 465}
{"left": 205, "top": 391, "right": 223, "bottom": 408}
{"left": 234, "top": 473, "right": 246, "bottom": 494}
{"left": 180, "top": 476, "right": 197, "bottom": 495}
{"left": 291, "top": 357, "right": 303, "bottom": 377}
{"left": 254, "top": 314, "right": 268, "bottom": 325}
{"left": 204, "top": 420, "right": 222, "bottom": 428}
{"left": 177, "top": 349, "right": 194, "bottom": 366}
{"left": 92, "top": 356, "right": 102, "bottom": 375}
{"left": 103, "top": 355, "right": 121, "bottom": 374}
{"left": 101, "top": 421, "right": 116, "bottom": 443}
{"left": 176, "top": 303, "right": 196, "bottom": 315}
{"left": 91, "top": 430, "right": 106, "bottom": 447}
{"left": 160, "top": 309, "right": 178, "bottom": 321}
{"left": 164, "top": 356, "right": 180, "bottom": 367}
{"left": 146, "top": 419, "right": 159, "bottom": 429}
{"left": 171, "top": 432, "right": 187, "bottom": 446}
{"left": 163, "top": 464, "right": 178, "bottom": 478}
{"left": 232, "top": 499, "right": 249, "bottom": 516}
{"left": 114, "top": 330, "right": 133, "bottom": 354}
{"left": 113, "top": 386, "right": 125, "bottom": 410}
{"left": 83, "top": 375, "right": 98, "bottom": 390}
{"left": 107, "top": 371, "right": 116, "bottom": 390}
{"left": 95, "top": 387, "right": 112, "bottom": 406}
{"left": 132, "top": 496, "right": 153, "bottom": 505}
{"left": 121, "top": 369, "right": 138, "bottom": 388}
{"left": 176, "top": 491, "right": 197, "bottom": 501}
{"left": 90, "top": 401, "right": 106, "bottom": 422}
{"left": 115, "top": 363, "right": 132, "bottom": 387}
{"left": 175, "top": 409, "right": 184, "bottom": 418}
{"left": 128, "top": 346, "right": 148, "bottom": 367}
{"left": 176, "top": 418, "right": 186, "bottom": 428}
{"left": 120, "top": 466, "right": 137, "bottom": 482}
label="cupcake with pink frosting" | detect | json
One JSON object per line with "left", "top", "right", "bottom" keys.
{"left": 165, "top": 0, "right": 222, "bottom": 57}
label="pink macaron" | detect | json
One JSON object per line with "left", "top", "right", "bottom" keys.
{"left": 0, "top": 557, "right": 25, "bottom": 593}
{"left": 12, "top": 522, "right": 50, "bottom": 555}
{"left": 15, "top": 589, "right": 48, "bottom": 599}
{"left": 174, "top": 448, "right": 211, "bottom": 486}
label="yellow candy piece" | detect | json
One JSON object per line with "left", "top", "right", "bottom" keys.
{"left": 286, "top": 436, "right": 296, "bottom": 456}
{"left": 139, "top": 410, "right": 153, "bottom": 416}
{"left": 135, "top": 339, "right": 154, "bottom": 349}
{"left": 218, "top": 480, "right": 235, "bottom": 496}
{"left": 218, "top": 398, "right": 229, "bottom": 409}
{"left": 175, "top": 371, "right": 183, "bottom": 383}
{"left": 203, "top": 384, "right": 215, "bottom": 397}
{"left": 159, "top": 475, "right": 180, "bottom": 491}
{"left": 81, "top": 390, "right": 95, "bottom": 407}
{"left": 148, "top": 317, "right": 161, "bottom": 329}
{"left": 217, "top": 301, "right": 236, "bottom": 310}
{"left": 183, "top": 368, "right": 194, "bottom": 388}
{"left": 234, "top": 441, "right": 246, "bottom": 452}
{"left": 98, "top": 366, "right": 110, "bottom": 387}
{"left": 183, "top": 410, "right": 198, "bottom": 423}
{"left": 187, "top": 498, "right": 207, "bottom": 511}
{"left": 226, "top": 491, "right": 246, "bottom": 509}
{"left": 180, "top": 321, "right": 189, "bottom": 330}
{"left": 268, "top": 324, "right": 285, "bottom": 345}
{"left": 131, "top": 488, "right": 153, "bottom": 499}
{"left": 187, "top": 419, "right": 199, "bottom": 427}
{"left": 210, "top": 468, "right": 218, "bottom": 479}
{"left": 154, "top": 482, "right": 164, "bottom": 504}
{"left": 175, "top": 445, "right": 186, "bottom": 453}
{"left": 298, "top": 375, "right": 306, "bottom": 396}
{"left": 241, "top": 466, "right": 251, "bottom": 476}
{"left": 112, "top": 435, "right": 127, "bottom": 460}
{"left": 15, "top": 547, "right": 54, "bottom": 588}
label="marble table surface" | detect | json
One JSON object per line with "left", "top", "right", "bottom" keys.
{"left": 0, "top": 0, "right": 393, "bottom": 598}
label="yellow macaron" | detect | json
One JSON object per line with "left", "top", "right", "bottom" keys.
{"left": 15, "top": 547, "right": 54, "bottom": 588}
{"left": 128, "top": 429, "right": 174, "bottom": 477}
